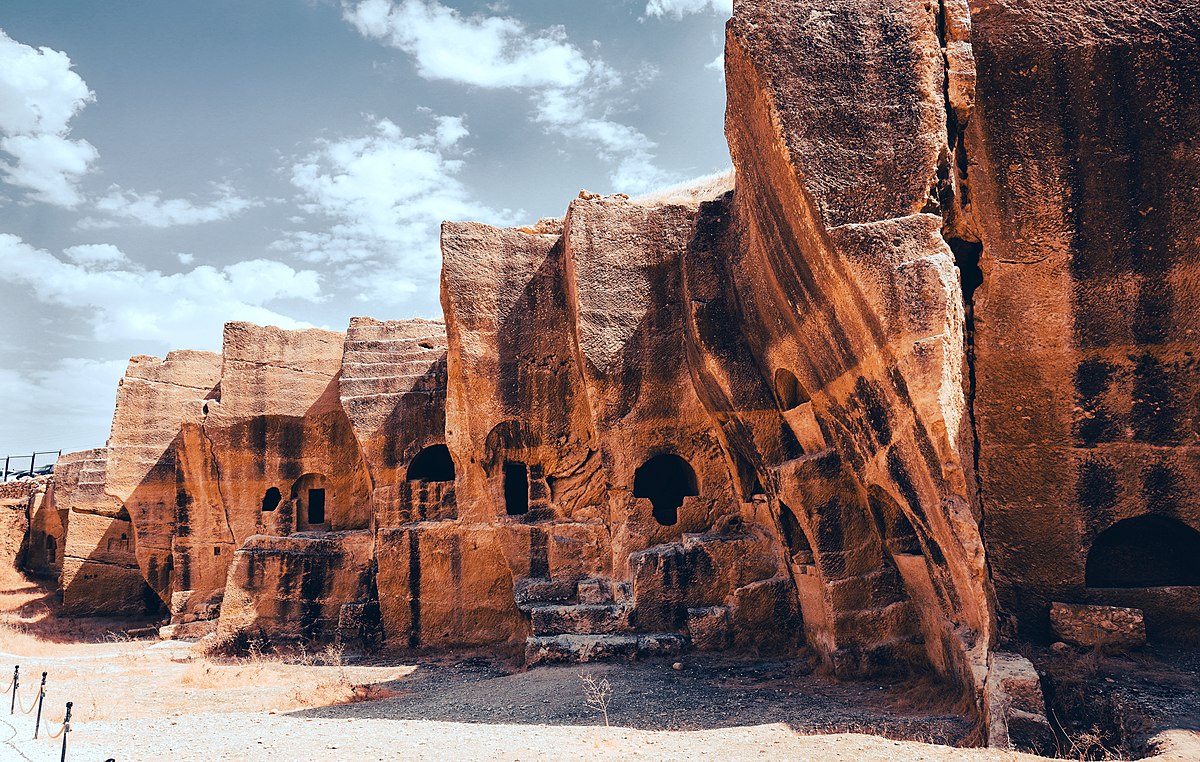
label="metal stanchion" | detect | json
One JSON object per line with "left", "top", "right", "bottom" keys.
{"left": 59, "top": 701, "right": 71, "bottom": 762}
{"left": 33, "top": 672, "right": 46, "bottom": 738}
{"left": 9, "top": 665, "right": 18, "bottom": 714}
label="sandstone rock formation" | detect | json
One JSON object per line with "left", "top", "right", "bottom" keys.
{"left": 16, "top": 0, "right": 1200, "bottom": 749}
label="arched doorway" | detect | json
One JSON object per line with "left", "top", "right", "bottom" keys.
{"left": 1086, "top": 515, "right": 1200, "bottom": 588}
{"left": 633, "top": 454, "right": 699, "bottom": 526}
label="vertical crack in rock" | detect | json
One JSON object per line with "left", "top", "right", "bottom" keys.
{"left": 199, "top": 420, "right": 237, "bottom": 547}
{"left": 935, "top": 0, "right": 984, "bottom": 516}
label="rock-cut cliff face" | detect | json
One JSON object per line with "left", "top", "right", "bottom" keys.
{"left": 26, "top": 0, "right": 1200, "bottom": 743}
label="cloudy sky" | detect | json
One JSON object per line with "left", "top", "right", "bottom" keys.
{"left": 0, "top": 0, "right": 732, "bottom": 456}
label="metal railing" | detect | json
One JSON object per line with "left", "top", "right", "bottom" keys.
{"left": 1, "top": 451, "right": 61, "bottom": 482}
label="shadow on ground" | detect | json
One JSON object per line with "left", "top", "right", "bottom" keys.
{"left": 0, "top": 573, "right": 158, "bottom": 644}
{"left": 290, "top": 652, "right": 976, "bottom": 745}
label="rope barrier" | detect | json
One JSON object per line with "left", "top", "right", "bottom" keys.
{"left": 0, "top": 668, "right": 80, "bottom": 760}
{"left": 41, "top": 708, "right": 67, "bottom": 740}
{"left": 16, "top": 687, "right": 40, "bottom": 715}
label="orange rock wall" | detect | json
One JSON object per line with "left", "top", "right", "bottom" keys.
{"left": 967, "top": 0, "right": 1200, "bottom": 642}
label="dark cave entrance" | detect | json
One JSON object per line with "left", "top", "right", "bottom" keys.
{"left": 1086, "top": 515, "right": 1200, "bottom": 588}
{"left": 774, "top": 368, "right": 810, "bottom": 411}
{"left": 307, "top": 488, "right": 326, "bottom": 525}
{"left": 633, "top": 454, "right": 699, "bottom": 526}
{"left": 261, "top": 486, "right": 282, "bottom": 512}
{"left": 407, "top": 444, "right": 456, "bottom": 482}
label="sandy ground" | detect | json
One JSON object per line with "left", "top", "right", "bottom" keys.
{"left": 0, "top": 570, "right": 1197, "bottom": 761}
{"left": 0, "top": 636, "right": 1011, "bottom": 762}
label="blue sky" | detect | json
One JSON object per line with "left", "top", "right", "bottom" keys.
{"left": 0, "top": 0, "right": 732, "bottom": 454}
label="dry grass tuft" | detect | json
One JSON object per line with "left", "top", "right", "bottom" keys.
{"left": 631, "top": 168, "right": 735, "bottom": 207}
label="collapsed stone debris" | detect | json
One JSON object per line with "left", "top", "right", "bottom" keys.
{"left": 10, "top": 0, "right": 1200, "bottom": 751}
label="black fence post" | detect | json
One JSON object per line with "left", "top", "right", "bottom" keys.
{"left": 33, "top": 671, "right": 46, "bottom": 738}
{"left": 9, "top": 665, "right": 17, "bottom": 714}
{"left": 60, "top": 701, "right": 72, "bottom": 762}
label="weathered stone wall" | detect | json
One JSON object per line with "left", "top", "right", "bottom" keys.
{"left": 217, "top": 531, "right": 376, "bottom": 645}
{"left": 105, "top": 350, "right": 222, "bottom": 613}
{"left": 16, "top": 478, "right": 58, "bottom": 580}
{"left": 186, "top": 323, "right": 374, "bottom": 635}
{"left": 339, "top": 317, "right": 450, "bottom": 527}
{"left": 50, "top": 449, "right": 149, "bottom": 615}
{"left": 723, "top": 0, "right": 993, "bottom": 691}
{"left": 967, "top": 0, "right": 1200, "bottom": 643}
{"left": 0, "top": 499, "right": 30, "bottom": 580}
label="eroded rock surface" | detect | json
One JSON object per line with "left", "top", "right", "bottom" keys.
{"left": 967, "top": 0, "right": 1200, "bottom": 644}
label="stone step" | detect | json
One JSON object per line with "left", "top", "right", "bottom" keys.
{"left": 513, "top": 576, "right": 576, "bottom": 606}
{"left": 575, "top": 577, "right": 632, "bottom": 605}
{"left": 526, "top": 603, "right": 631, "bottom": 635}
{"left": 524, "top": 633, "right": 688, "bottom": 666}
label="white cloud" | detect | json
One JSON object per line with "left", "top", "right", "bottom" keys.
{"left": 0, "top": 357, "right": 128, "bottom": 452}
{"left": 0, "top": 233, "right": 322, "bottom": 350}
{"left": 276, "top": 115, "right": 517, "bottom": 307}
{"left": 344, "top": 0, "right": 593, "bottom": 89}
{"left": 342, "top": 0, "right": 676, "bottom": 193}
{"left": 645, "top": 0, "right": 733, "bottom": 18}
{"left": 62, "top": 243, "right": 130, "bottom": 269}
{"left": 79, "top": 183, "right": 260, "bottom": 229}
{"left": 0, "top": 29, "right": 98, "bottom": 207}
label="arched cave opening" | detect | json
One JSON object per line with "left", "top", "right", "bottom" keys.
{"left": 407, "top": 444, "right": 456, "bottom": 483}
{"left": 504, "top": 461, "right": 529, "bottom": 516}
{"left": 633, "top": 454, "right": 699, "bottom": 526}
{"left": 1086, "top": 515, "right": 1200, "bottom": 588}
{"left": 261, "top": 486, "right": 282, "bottom": 512}
{"left": 774, "top": 368, "right": 810, "bottom": 411}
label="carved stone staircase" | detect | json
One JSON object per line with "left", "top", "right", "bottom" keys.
{"left": 516, "top": 576, "right": 688, "bottom": 665}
